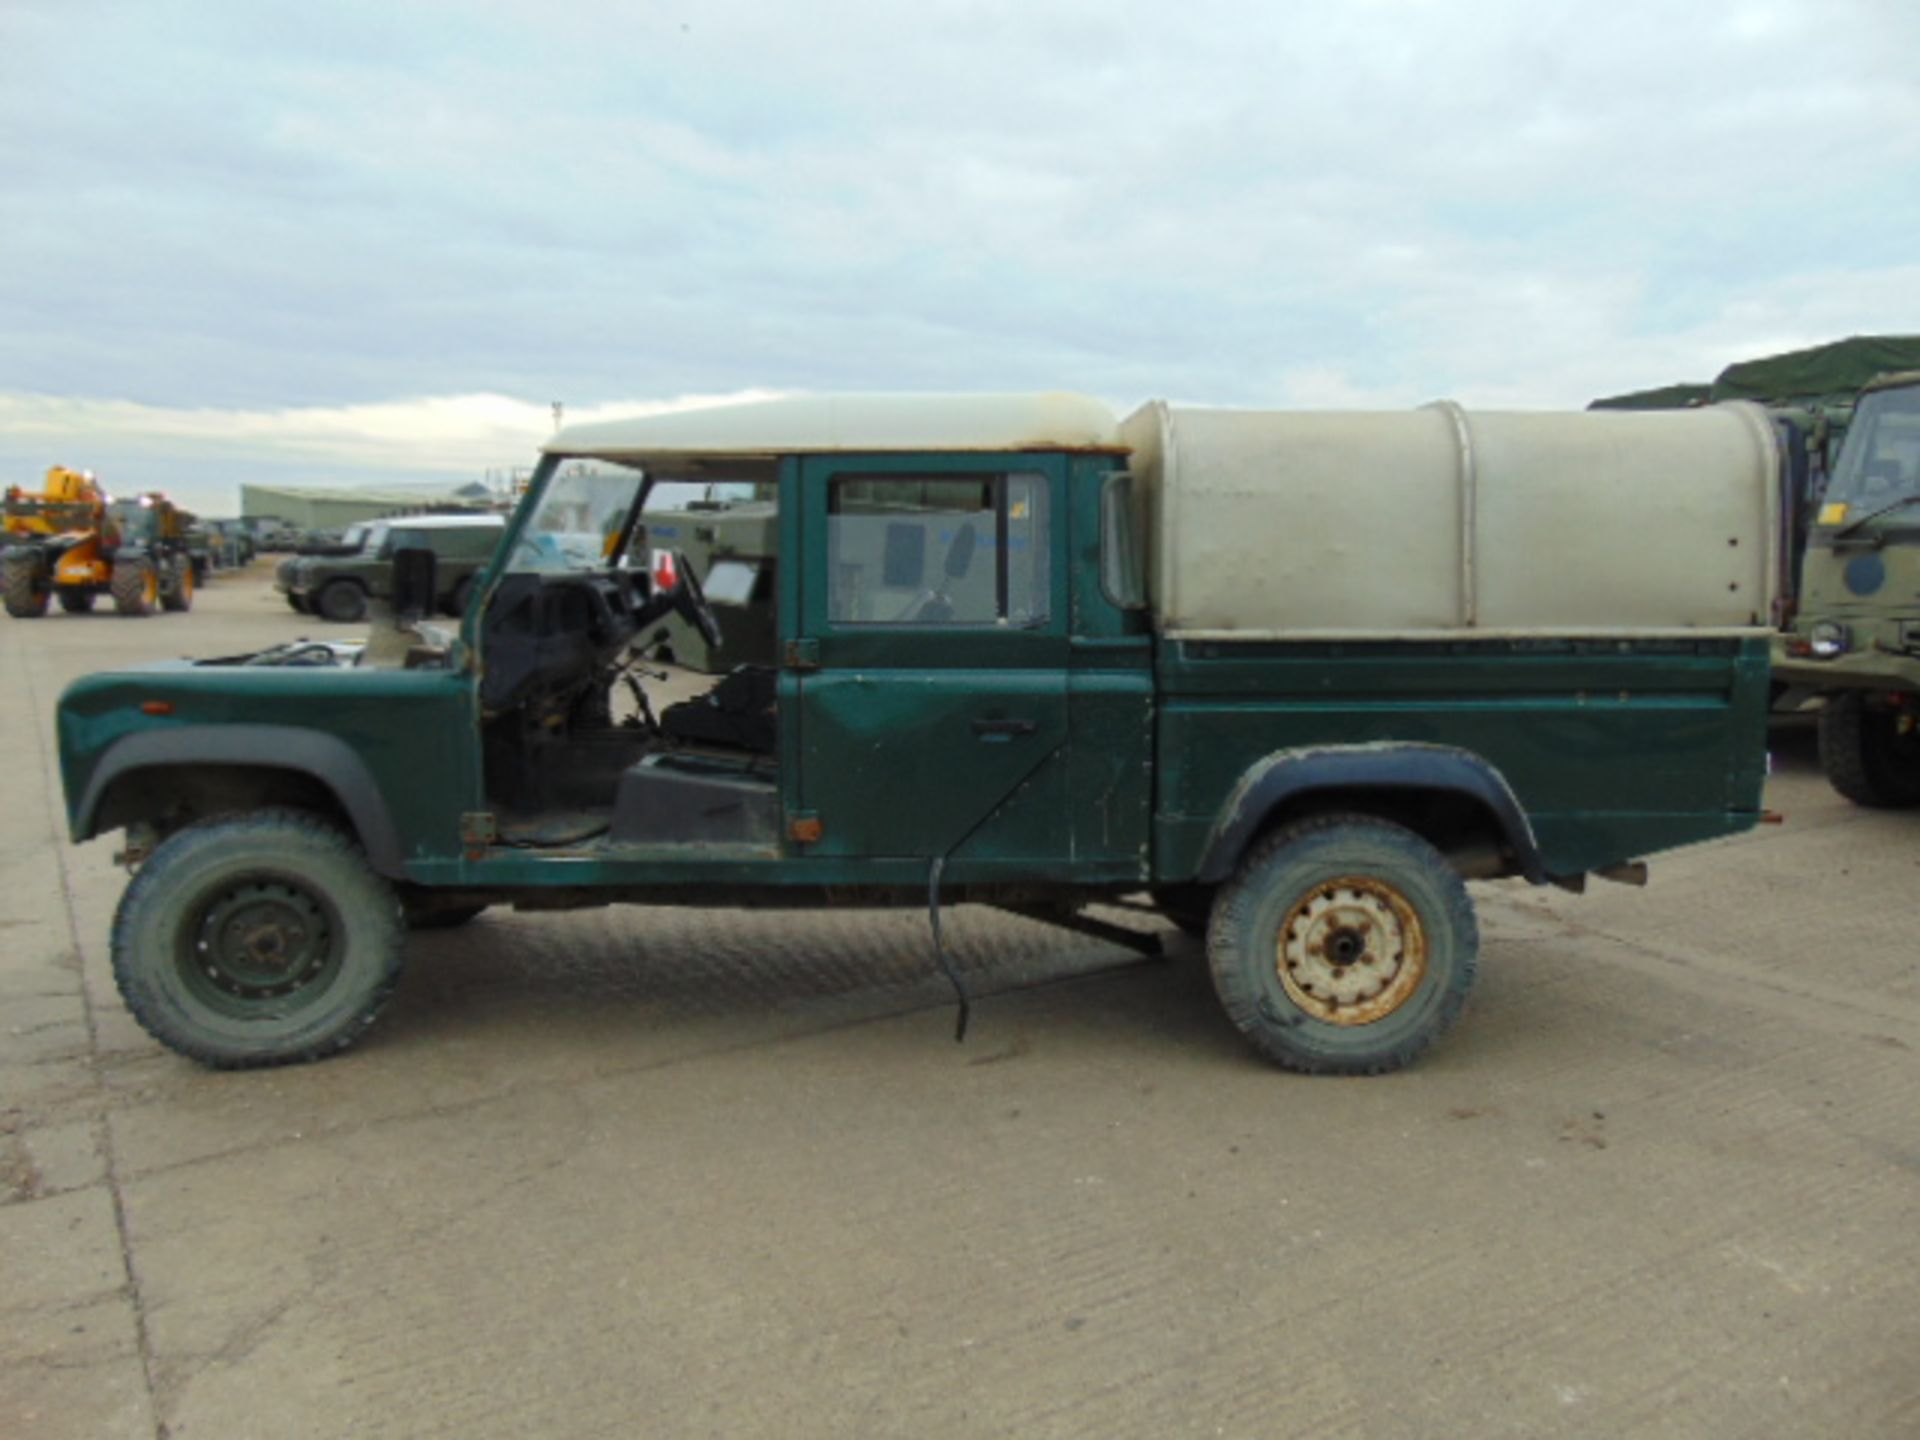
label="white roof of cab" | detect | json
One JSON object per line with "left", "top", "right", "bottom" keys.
{"left": 545, "top": 393, "right": 1124, "bottom": 461}
{"left": 377, "top": 513, "right": 505, "bottom": 529}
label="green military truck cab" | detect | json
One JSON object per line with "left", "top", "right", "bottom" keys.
{"left": 282, "top": 514, "right": 505, "bottom": 623}
{"left": 1776, "top": 373, "right": 1920, "bottom": 805}
{"left": 58, "top": 394, "right": 1779, "bottom": 1074}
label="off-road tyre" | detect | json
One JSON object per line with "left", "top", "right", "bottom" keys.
{"left": 111, "top": 558, "right": 158, "bottom": 616}
{"left": 57, "top": 588, "right": 96, "bottom": 614}
{"left": 1207, "top": 814, "right": 1478, "bottom": 1075}
{"left": 3, "top": 553, "right": 49, "bottom": 618}
{"left": 444, "top": 576, "right": 474, "bottom": 619}
{"left": 1150, "top": 884, "right": 1214, "bottom": 939}
{"left": 1819, "top": 692, "right": 1920, "bottom": 809}
{"left": 111, "top": 809, "right": 405, "bottom": 1068}
{"left": 316, "top": 578, "right": 369, "bottom": 624}
{"left": 160, "top": 558, "right": 194, "bottom": 612}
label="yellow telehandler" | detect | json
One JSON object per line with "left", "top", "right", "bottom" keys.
{"left": 2, "top": 469, "right": 196, "bottom": 617}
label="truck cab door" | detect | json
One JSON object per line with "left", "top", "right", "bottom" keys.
{"left": 792, "top": 454, "right": 1072, "bottom": 871}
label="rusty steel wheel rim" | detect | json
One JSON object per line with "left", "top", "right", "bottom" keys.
{"left": 1277, "top": 876, "right": 1428, "bottom": 1026}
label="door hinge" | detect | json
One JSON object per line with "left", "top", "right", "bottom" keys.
{"left": 460, "top": 812, "right": 498, "bottom": 859}
{"left": 784, "top": 638, "right": 821, "bottom": 671}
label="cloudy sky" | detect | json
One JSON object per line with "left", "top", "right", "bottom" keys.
{"left": 3, "top": 0, "right": 1918, "bottom": 514}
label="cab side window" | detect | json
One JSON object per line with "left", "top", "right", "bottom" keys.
{"left": 827, "top": 473, "right": 1049, "bottom": 627}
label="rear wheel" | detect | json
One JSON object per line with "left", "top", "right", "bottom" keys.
{"left": 316, "top": 579, "right": 368, "bottom": 623}
{"left": 1819, "top": 691, "right": 1920, "bottom": 808}
{"left": 160, "top": 557, "right": 194, "bottom": 612}
{"left": 111, "top": 810, "right": 405, "bottom": 1068}
{"left": 111, "top": 558, "right": 158, "bottom": 616}
{"left": 3, "top": 552, "right": 49, "bottom": 617}
{"left": 57, "top": 588, "right": 96, "bottom": 614}
{"left": 1207, "top": 814, "right": 1478, "bottom": 1075}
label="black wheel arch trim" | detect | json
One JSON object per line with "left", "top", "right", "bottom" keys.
{"left": 1195, "top": 742, "right": 1546, "bottom": 885}
{"left": 75, "top": 725, "right": 406, "bottom": 876}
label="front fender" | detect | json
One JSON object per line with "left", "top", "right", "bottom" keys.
{"left": 1195, "top": 742, "right": 1545, "bottom": 885}
{"left": 72, "top": 724, "right": 405, "bottom": 875}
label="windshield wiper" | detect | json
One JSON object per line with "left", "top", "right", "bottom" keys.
{"left": 1833, "top": 492, "right": 1920, "bottom": 541}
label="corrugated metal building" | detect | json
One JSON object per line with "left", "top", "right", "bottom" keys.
{"left": 239, "top": 482, "right": 498, "bottom": 530}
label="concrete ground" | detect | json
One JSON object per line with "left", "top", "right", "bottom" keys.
{"left": 3, "top": 563, "right": 1918, "bottom": 1440}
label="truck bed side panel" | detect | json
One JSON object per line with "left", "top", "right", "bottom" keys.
{"left": 1152, "top": 636, "right": 1771, "bottom": 881}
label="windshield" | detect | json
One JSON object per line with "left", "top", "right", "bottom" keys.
{"left": 339, "top": 523, "right": 369, "bottom": 549}
{"left": 108, "top": 502, "right": 157, "bottom": 544}
{"left": 364, "top": 522, "right": 393, "bottom": 558}
{"left": 508, "top": 460, "right": 644, "bottom": 572}
{"left": 1826, "top": 385, "right": 1920, "bottom": 513}
{"left": 643, "top": 480, "right": 761, "bottom": 513}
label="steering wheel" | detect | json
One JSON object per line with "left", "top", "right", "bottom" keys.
{"left": 671, "top": 550, "right": 724, "bottom": 650}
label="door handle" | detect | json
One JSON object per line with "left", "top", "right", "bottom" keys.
{"left": 971, "top": 717, "right": 1038, "bottom": 738}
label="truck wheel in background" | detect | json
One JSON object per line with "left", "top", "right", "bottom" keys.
{"left": 316, "top": 579, "right": 369, "bottom": 623}
{"left": 111, "top": 558, "right": 158, "bottom": 615}
{"left": 111, "top": 810, "right": 405, "bottom": 1068}
{"left": 57, "top": 589, "right": 96, "bottom": 614}
{"left": 1150, "top": 884, "right": 1214, "bottom": 939}
{"left": 3, "top": 553, "right": 49, "bottom": 617}
{"left": 1818, "top": 692, "right": 1920, "bottom": 809}
{"left": 1207, "top": 814, "right": 1478, "bottom": 1075}
{"left": 444, "top": 576, "right": 474, "bottom": 618}
{"left": 160, "top": 559, "right": 194, "bottom": 612}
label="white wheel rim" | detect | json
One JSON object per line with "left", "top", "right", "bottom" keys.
{"left": 1277, "top": 876, "right": 1428, "bottom": 1026}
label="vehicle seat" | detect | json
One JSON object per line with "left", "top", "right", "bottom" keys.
{"left": 658, "top": 665, "right": 777, "bottom": 754}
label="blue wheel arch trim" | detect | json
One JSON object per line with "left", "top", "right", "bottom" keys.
{"left": 73, "top": 725, "right": 406, "bottom": 876}
{"left": 1195, "top": 743, "right": 1546, "bottom": 885}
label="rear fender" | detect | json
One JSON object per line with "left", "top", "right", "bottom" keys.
{"left": 1196, "top": 742, "right": 1545, "bottom": 884}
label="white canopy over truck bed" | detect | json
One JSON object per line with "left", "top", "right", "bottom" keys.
{"left": 1119, "top": 400, "right": 1781, "bottom": 638}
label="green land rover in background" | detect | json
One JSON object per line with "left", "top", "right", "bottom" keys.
{"left": 281, "top": 513, "right": 505, "bottom": 622}
{"left": 58, "top": 393, "right": 1779, "bottom": 1076}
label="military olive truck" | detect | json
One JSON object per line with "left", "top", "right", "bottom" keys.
{"left": 1776, "top": 372, "right": 1920, "bottom": 805}
{"left": 57, "top": 394, "right": 1778, "bottom": 1074}
{"left": 280, "top": 514, "right": 505, "bottom": 622}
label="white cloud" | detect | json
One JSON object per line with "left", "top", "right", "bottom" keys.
{"left": 1, "top": 0, "right": 1917, "bottom": 502}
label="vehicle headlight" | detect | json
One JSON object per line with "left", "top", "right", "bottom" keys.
{"left": 1809, "top": 621, "right": 1851, "bottom": 659}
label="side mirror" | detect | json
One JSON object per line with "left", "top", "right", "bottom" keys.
{"left": 391, "top": 547, "right": 438, "bottom": 622}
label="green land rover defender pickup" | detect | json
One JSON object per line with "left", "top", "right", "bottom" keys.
{"left": 58, "top": 394, "right": 1780, "bottom": 1074}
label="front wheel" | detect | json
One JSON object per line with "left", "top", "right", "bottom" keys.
{"left": 1818, "top": 692, "right": 1920, "bottom": 809}
{"left": 111, "top": 810, "right": 406, "bottom": 1067}
{"left": 3, "top": 552, "right": 48, "bottom": 618}
{"left": 111, "top": 558, "right": 159, "bottom": 616}
{"left": 1207, "top": 815, "right": 1478, "bottom": 1075}
{"left": 316, "top": 579, "right": 368, "bottom": 623}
